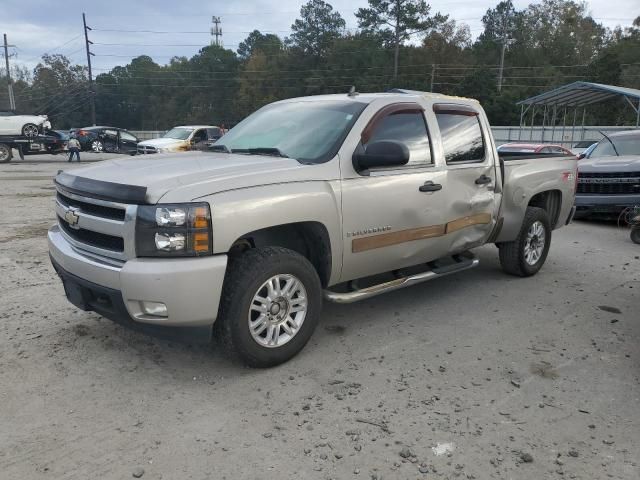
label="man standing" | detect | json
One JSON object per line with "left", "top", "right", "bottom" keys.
{"left": 67, "top": 135, "right": 81, "bottom": 162}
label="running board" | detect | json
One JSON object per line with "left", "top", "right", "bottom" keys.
{"left": 323, "top": 254, "right": 479, "bottom": 304}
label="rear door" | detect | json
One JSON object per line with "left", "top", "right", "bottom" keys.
{"left": 433, "top": 103, "right": 499, "bottom": 251}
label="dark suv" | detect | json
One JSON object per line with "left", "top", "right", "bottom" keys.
{"left": 72, "top": 127, "right": 139, "bottom": 155}
{"left": 575, "top": 130, "right": 640, "bottom": 219}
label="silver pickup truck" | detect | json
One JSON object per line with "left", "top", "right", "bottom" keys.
{"left": 48, "top": 91, "right": 577, "bottom": 366}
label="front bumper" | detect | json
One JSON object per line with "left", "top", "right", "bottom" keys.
{"left": 48, "top": 226, "right": 228, "bottom": 340}
{"left": 574, "top": 194, "right": 640, "bottom": 217}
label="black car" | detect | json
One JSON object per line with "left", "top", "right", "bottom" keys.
{"left": 72, "top": 126, "right": 139, "bottom": 155}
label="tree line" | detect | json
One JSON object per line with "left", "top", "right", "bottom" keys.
{"left": 1, "top": 0, "right": 639, "bottom": 130}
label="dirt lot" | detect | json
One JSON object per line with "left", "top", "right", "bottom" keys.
{"left": 1, "top": 154, "right": 638, "bottom": 480}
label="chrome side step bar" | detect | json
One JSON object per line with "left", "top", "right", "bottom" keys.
{"left": 324, "top": 254, "right": 479, "bottom": 304}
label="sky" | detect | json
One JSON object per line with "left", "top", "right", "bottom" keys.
{"left": 1, "top": 0, "right": 638, "bottom": 75}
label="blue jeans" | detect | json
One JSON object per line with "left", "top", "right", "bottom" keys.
{"left": 68, "top": 148, "right": 80, "bottom": 162}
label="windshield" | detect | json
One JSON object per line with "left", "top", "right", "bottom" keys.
{"left": 163, "top": 127, "right": 194, "bottom": 140}
{"left": 588, "top": 134, "right": 640, "bottom": 158}
{"left": 215, "top": 100, "right": 367, "bottom": 163}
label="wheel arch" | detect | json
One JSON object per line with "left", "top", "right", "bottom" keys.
{"left": 228, "top": 221, "right": 333, "bottom": 288}
{"left": 527, "top": 189, "right": 562, "bottom": 229}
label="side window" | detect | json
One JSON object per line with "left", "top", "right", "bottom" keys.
{"left": 365, "top": 111, "right": 432, "bottom": 167}
{"left": 120, "top": 131, "right": 136, "bottom": 141}
{"left": 434, "top": 106, "right": 485, "bottom": 164}
{"left": 540, "top": 147, "right": 551, "bottom": 153}
{"left": 192, "top": 129, "right": 207, "bottom": 142}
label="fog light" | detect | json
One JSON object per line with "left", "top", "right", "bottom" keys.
{"left": 141, "top": 301, "right": 168, "bottom": 317}
{"left": 155, "top": 232, "right": 185, "bottom": 251}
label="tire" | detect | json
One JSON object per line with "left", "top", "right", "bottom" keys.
{"left": 0, "top": 143, "right": 12, "bottom": 163}
{"left": 22, "top": 123, "right": 40, "bottom": 137}
{"left": 631, "top": 227, "right": 640, "bottom": 245}
{"left": 498, "top": 207, "right": 552, "bottom": 277}
{"left": 216, "top": 246, "right": 322, "bottom": 367}
{"left": 91, "top": 140, "right": 103, "bottom": 152}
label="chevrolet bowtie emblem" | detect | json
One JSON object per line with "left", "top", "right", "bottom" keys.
{"left": 64, "top": 207, "right": 80, "bottom": 227}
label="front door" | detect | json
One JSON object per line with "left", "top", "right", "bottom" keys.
{"left": 433, "top": 103, "right": 500, "bottom": 252}
{"left": 119, "top": 130, "right": 138, "bottom": 154}
{"left": 340, "top": 103, "right": 454, "bottom": 282}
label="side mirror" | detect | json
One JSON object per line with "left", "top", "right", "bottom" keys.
{"left": 353, "top": 140, "right": 410, "bottom": 172}
{"left": 577, "top": 152, "right": 586, "bottom": 160}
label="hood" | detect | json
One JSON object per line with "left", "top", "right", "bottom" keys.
{"left": 60, "top": 151, "right": 334, "bottom": 203}
{"left": 579, "top": 155, "right": 640, "bottom": 173}
{"left": 137, "top": 137, "right": 189, "bottom": 150}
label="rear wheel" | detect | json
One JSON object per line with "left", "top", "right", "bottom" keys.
{"left": 0, "top": 143, "right": 12, "bottom": 163}
{"left": 631, "top": 227, "right": 640, "bottom": 245}
{"left": 216, "top": 246, "right": 322, "bottom": 367}
{"left": 499, "top": 207, "right": 551, "bottom": 277}
{"left": 22, "top": 123, "right": 39, "bottom": 137}
{"left": 91, "top": 140, "right": 104, "bottom": 152}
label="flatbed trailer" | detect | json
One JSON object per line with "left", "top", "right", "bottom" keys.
{"left": 0, "top": 134, "right": 66, "bottom": 163}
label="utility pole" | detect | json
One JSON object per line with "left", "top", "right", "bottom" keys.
{"left": 211, "top": 16, "right": 222, "bottom": 47}
{"left": 430, "top": 64, "right": 436, "bottom": 92}
{"left": 497, "top": 38, "right": 507, "bottom": 92}
{"left": 82, "top": 13, "right": 96, "bottom": 125}
{"left": 3, "top": 34, "right": 16, "bottom": 111}
{"left": 497, "top": 19, "right": 510, "bottom": 93}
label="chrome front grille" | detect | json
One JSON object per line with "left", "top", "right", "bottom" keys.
{"left": 55, "top": 187, "right": 137, "bottom": 263}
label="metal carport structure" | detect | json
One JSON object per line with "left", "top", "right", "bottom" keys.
{"left": 516, "top": 82, "right": 640, "bottom": 144}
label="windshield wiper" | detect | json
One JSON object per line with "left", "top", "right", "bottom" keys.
{"left": 209, "top": 144, "right": 231, "bottom": 153}
{"left": 231, "top": 147, "right": 289, "bottom": 158}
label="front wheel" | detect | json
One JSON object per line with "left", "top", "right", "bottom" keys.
{"left": 498, "top": 207, "right": 552, "bottom": 277}
{"left": 631, "top": 227, "right": 640, "bottom": 245}
{"left": 22, "top": 123, "right": 39, "bottom": 137}
{"left": 216, "top": 246, "right": 322, "bottom": 367}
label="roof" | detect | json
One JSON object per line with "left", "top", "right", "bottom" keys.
{"left": 276, "top": 90, "right": 478, "bottom": 105}
{"left": 517, "top": 82, "right": 640, "bottom": 107}
{"left": 607, "top": 129, "right": 640, "bottom": 138}
{"left": 173, "top": 125, "right": 219, "bottom": 129}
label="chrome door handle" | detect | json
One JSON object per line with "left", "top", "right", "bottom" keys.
{"left": 475, "top": 175, "right": 492, "bottom": 185}
{"left": 419, "top": 181, "right": 442, "bottom": 192}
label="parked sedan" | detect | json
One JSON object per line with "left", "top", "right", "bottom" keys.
{"left": 497, "top": 143, "right": 574, "bottom": 156}
{"left": 72, "top": 126, "right": 139, "bottom": 154}
{"left": 0, "top": 111, "right": 51, "bottom": 137}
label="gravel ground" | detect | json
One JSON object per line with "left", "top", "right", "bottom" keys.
{"left": 1, "top": 155, "right": 639, "bottom": 480}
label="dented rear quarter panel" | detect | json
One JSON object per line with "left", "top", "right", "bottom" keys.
{"left": 496, "top": 156, "right": 577, "bottom": 242}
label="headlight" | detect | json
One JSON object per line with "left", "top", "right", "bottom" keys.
{"left": 135, "top": 203, "right": 212, "bottom": 257}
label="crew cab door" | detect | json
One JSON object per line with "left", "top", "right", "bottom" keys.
{"left": 340, "top": 103, "right": 454, "bottom": 281}
{"left": 433, "top": 104, "right": 499, "bottom": 251}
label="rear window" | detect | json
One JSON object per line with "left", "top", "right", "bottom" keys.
{"left": 434, "top": 107, "right": 485, "bottom": 164}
